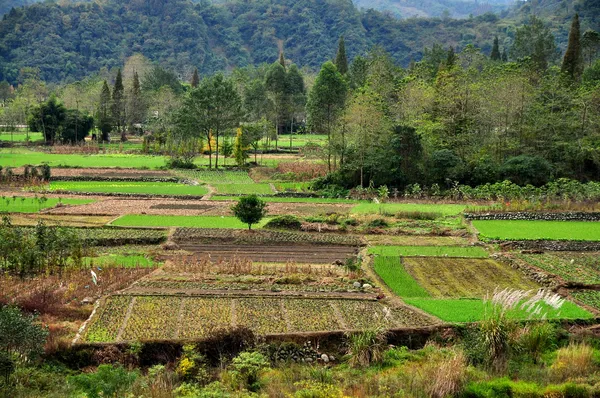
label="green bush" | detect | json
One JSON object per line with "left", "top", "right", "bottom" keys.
{"left": 500, "top": 155, "right": 553, "bottom": 187}
{"left": 229, "top": 351, "right": 269, "bottom": 391}
{"left": 517, "top": 322, "right": 557, "bottom": 364}
{"left": 367, "top": 218, "right": 388, "bottom": 228}
{"left": 264, "top": 215, "right": 302, "bottom": 230}
{"left": 461, "top": 378, "right": 541, "bottom": 398}
{"left": 68, "top": 365, "right": 138, "bottom": 398}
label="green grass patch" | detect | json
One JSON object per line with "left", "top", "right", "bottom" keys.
{"left": 373, "top": 256, "right": 431, "bottom": 298}
{"left": 111, "top": 215, "right": 270, "bottom": 229}
{"left": 211, "top": 196, "right": 359, "bottom": 204}
{"left": 49, "top": 181, "right": 208, "bottom": 196}
{"left": 273, "top": 182, "right": 312, "bottom": 192}
{"left": 351, "top": 202, "right": 470, "bottom": 216}
{"left": 0, "top": 150, "right": 168, "bottom": 169}
{"left": 212, "top": 183, "right": 274, "bottom": 195}
{"left": 0, "top": 132, "right": 44, "bottom": 142}
{"left": 473, "top": 220, "right": 600, "bottom": 241}
{"left": 368, "top": 245, "right": 489, "bottom": 258}
{"left": 0, "top": 197, "right": 93, "bottom": 213}
{"left": 82, "top": 254, "right": 158, "bottom": 268}
{"left": 404, "top": 298, "right": 593, "bottom": 323}
{"left": 175, "top": 169, "right": 254, "bottom": 184}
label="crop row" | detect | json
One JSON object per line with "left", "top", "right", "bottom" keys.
{"left": 13, "top": 226, "right": 167, "bottom": 246}
{"left": 80, "top": 295, "right": 435, "bottom": 343}
{"left": 135, "top": 280, "right": 355, "bottom": 293}
{"left": 516, "top": 253, "right": 600, "bottom": 285}
{"left": 172, "top": 228, "right": 363, "bottom": 246}
{"left": 571, "top": 291, "right": 600, "bottom": 311}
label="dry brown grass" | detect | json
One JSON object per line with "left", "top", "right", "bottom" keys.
{"left": 275, "top": 162, "right": 328, "bottom": 181}
{"left": 426, "top": 350, "right": 468, "bottom": 398}
{"left": 550, "top": 343, "right": 595, "bottom": 382}
{"left": 164, "top": 255, "right": 340, "bottom": 277}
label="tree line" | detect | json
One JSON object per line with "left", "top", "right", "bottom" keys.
{"left": 1, "top": 14, "right": 599, "bottom": 189}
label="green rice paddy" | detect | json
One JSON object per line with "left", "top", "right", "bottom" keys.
{"left": 49, "top": 181, "right": 209, "bottom": 196}
{"left": 473, "top": 220, "right": 600, "bottom": 241}
{"left": 368, "top": 245, "right": 489, "bottom": 258}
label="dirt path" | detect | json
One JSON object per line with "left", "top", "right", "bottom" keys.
{"left": 200, "top": 184, "right": 216, "bottom": 201}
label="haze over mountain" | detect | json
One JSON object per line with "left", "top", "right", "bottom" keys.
{"left": 0, "top": 0, "right": 597, "bottom": 83}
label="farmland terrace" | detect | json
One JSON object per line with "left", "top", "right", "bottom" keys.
{"left": 0, "top": 166, "right": 599, "bottom": 348}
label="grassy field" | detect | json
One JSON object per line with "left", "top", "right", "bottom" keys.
{"left": 373, "top": 256, "right": 431, "bottom": 297}
{"left": 0, "top": 148, "right": 314, "bottom": 169}
{"left": 0, "top": 131, "right": 44, "bottom": 142}
{"left": 403, "top": 258, "right": 538, "bottom": 298}
{"left": 49, "top": 181, "right": 209, "bottom": 196}
{"left": 273, "top": 182, "right": 312, "bottom": 192}
{"left": 0, "top": 197, "right": 93, "bottom": 213}
{"left": 175, "top": 169, "right": 255, "bottom": 184}
{"left": 0, "top": 150, "right": 168, "bottom": 169}
{"left": 211, "top": 196, "right": 358, "bottom": 204}
{"left": 212, "top": 183, "right": 274, "bottom": 195}
{"left": 473, "top": 220, "right": 600, "bottom": 241}
{"left": 404, "top": 298, "right": 593, "bottom": 323}
{"left": 82, "top": 254, "right": 157, "bottom": 268}
{"left": 368, "top": 245, "right": 488, "bottom": 258}
{"left": 351, "top": 202, "right": 471, "bottom": 216}
{"left": 111, "top": 215, "right": 270, "bottom": 228}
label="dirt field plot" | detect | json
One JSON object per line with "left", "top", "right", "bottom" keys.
{"left": 172, "top": 228, "right": 363, "bottom": 246}
{"left": 47, "top": 198, "right": 353, "bottom": 217}
{"left": 175, "top": 244, "right": 358, "bottom": 263}
{"left": 402, "top": 258, "right": 538, "bottom": 298}
{"left": 79, "top": 295, "right": 436, "bottom": 343}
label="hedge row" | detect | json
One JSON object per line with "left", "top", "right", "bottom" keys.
{"left": 465, "top": 212, "right": 600, "bottom": 221}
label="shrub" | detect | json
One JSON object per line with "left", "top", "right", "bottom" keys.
{"left": 0, "top": 306, "right": 48, "bottom": 365}
{"left": 346, "top": 326, "right": 388, "bottom": 368}
{"left": 229, "top": 351, "right": 270, "bottom": 391}
{"left": 68, "top": 364, "right": 138, "bottom": 398}
{"left": 264, "top": 215, "right": 302, "bottom": 230}
{"left": 517, "top": 322, "right": 557, "bottom": 364}
{"left": 167, "top": 157, "right": 196, "bottom": 169}
{"left": 367, "top": 218, "right": 388, "bottom": 228}
{"left": 500, "top": 155, "right": 553, "bottom": 186}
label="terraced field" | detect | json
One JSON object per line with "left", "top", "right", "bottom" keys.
{"left": 516, "top": 252, "right": 600, "bottom": 284}
{"left": 473, "top": 220, "right": 600, "bottom": 241}
{"left": 49, "top": 181, "right": 209, "bottom": 197}
{"left": 402, "top": 258, "right": 538, "bottom": 298}
{"left": 174, "top": 243, "right": 358, "bottom": 263}
{"left": 79, "top": 295, "right": 436, "bottom": 343}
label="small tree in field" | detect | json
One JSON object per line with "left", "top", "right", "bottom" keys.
{"left": 231, "top": 195, "right": 267, "bottom": 230}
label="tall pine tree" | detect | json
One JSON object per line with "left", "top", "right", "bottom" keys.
{"left": 97, "top": 80, "right": 112, "bottom": 142}
{"left": 335, "top": 36, "right": 348, "bottom": 75}
{"left": 278, "top": 51, "right": 286, "bottom": 69}
{"left": 562, "top": 14, "right": 584, "bottom": 81}
{"left": 191, "top": 68, "right": 200, "bottom": 88}
{"left": 127, "top": 71, "right": 145, "bottom": 132}
{"left": 491, "top": 36, "right": 501, "bottom": 61}
{"left": 111, "top": 69, "right": 126, "bottom": 141}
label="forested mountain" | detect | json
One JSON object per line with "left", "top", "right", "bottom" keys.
{"left": 0, "top": 0, "right": 37, "bottom": 16}
{"left": 353, "top": 0, "right": 513, "bottom": 19}
{"left": 0, "top": 0, "right": 597, "bottom": 83}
